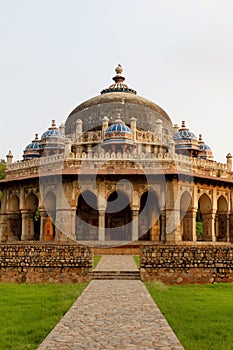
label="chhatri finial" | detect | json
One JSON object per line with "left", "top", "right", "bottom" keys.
{"left": 114, "top": 112, "right": 124, "bottom": 124}
{"left": 199, "top": 134, "right": 203, "bottom": 142}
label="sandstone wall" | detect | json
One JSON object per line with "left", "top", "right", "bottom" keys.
{"left": 0, "top": 243, "right": 92, "bottom": 283}
{"left": 140, "top": 244, "right": 233, "bottom": 284}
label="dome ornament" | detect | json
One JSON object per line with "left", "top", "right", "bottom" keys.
{"left": 101, "top": 64, "right": 137, "bottom": 95}
{"left": 113, "top": 64, "right": 125, "bottom": 84}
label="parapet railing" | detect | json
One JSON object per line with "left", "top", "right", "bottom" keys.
{"left": 5, "top": 150, "right": 232, "bottom": 180}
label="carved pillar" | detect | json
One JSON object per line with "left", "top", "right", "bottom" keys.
{"left": 98, "top": 210, "right": 105, "bottom": 241}
{"left": 226, "top": 214, "right": 230, "bottom": 242}
{"left": 191, "top": 209, "right": 197, "bottom": 242}
{"left": 210, "top": 210, "right": 217, "bottom": 242}
{"left": 229, "top": 213, "right": 233, "bottom": 242}
{"left": 21, "top": 210, "right": 34, "bottom": 241}
{"left": 160, "top": 208, "right": 166, "bottom": 242}
{"left": 131, "top": 209, "right": 139, "bottom": 241}
{"left": 55, "top": 208, "right": 76, "bottom": 241}
{"left": 39, "top": 209, "right": 47, "bottom": 241}
{"left": 165, "top": 180, "right": 182, "bottom": 243}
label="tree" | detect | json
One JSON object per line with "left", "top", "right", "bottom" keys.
{"left": 0, "top": 159, "right": 6, "bottom": 180}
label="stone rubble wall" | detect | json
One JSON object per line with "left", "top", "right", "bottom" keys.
{"left": 0, "top": 243, "right": 92, "bottom": 283}
{"left": 140, "top": 244, "right": 233, "bottom": 284}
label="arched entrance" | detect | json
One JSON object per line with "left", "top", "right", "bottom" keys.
{"left": 180, "top": 191, "right": 192, "bottom": 241}
{"left": 8, "top": 194, "right": 21, "bottom": 241}
{"left": 105, "top": 191, "right": 131, "bottom": 241}
{"left": 76, "top": 190, "right": 98, "bottom": 240}
{"left": 43, "top": 192, "right": 56, "bottom": 241}
{"left": 198, "top": 193, "right": 212, "bottom": 241}
{"left": 216, "top": 196, "right": 228, "bottom": 242}
{"left": 139, "top": 190, "right": 161, "bottom": 241}
{"left": 25, "top": 193, "right": 40, "bottom": 240}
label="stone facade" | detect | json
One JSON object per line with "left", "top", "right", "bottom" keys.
{"left": 140, "top": 244, "right": 233, "bottom": 284}
{"left": 0, "top": 243, "right": 92, "bottom": 283}
{"left": 0, "top": 65, "right": 233, "bottom": 247}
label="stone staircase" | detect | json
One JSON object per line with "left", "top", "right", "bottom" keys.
{"left": 92, "top": 270, "right": 141, "bottom": 280}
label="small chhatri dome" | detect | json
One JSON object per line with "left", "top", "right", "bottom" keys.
{"left": 105, "top": 114, "right": 133, "bottom": 139}
{"left": 198, "top": 134, "right": 211, "bottom": 151}
{"left": 23, "top": 133, "right": 40, "bottom": 160}
{"left": 173, "top": 121, "right": 200, "bottom": 157}
{"left": 39, "top": 120, "right": 65, "bottom": 157}
{"left": 173, "top": 120, "right": 197, "bottom": 141}
{"left": 41, "top": 120, "right": 64, "bottom": 140}
{"left": 198, "top": 134, "right": 213, "bottom": 160}
{"left": 101, "top": 65, "right": 137, "bottom": 95}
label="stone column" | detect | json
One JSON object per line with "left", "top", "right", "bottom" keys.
{"left": 226, "top": 213, "right": 230, "bottom": 242}
{"left": 191, "top": 209, "right": 197, "bottom": 242}
{"left": 21, "top": 210, "right": 34, "bottom": 241}
{"left": 160, "top": 208, "right": 166, "bottom": 242}
{"left": 210, "top": 210, "right": 217, "bottom": 242}
{"left": 55, "top": 208, "right": 76, "bottom": 241}
{"left": 229, "top": 213, "right": 233, "bottom": 242}
{"left": 98, "top": 210, "right": 105, "bottom": 241}
{"left": 131, "top": 209, "right": 139, "bottom": 241}
{"left": 39, "top": 209, "right": 47, "bottom": 241}
{"left": 165, "top": 180, "right": 182, "bottom": 243}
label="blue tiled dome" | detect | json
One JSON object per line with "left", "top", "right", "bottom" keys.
{"left": 39, "top": 120, "right": 65, "bottom": 156}
{"left": 23, "top": 134, "right": 40, "bottom": 160}
{"left": 105, "top": 122, "right": 133, "bottom": 136}
{"left": 41, "top": 126, "right": 63, "bottom": 140}
{"left": 24, "top": 141, "right": 39, "bottom": 151}
{"left": 199, "top": 143, "right": 211, "bottom": 151}
{"left": 173, "top": 121, "right": 197, "bottom": 141}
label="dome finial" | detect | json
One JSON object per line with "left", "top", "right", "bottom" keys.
{"left": 113, "top": 64, "right": 125, "bottom": 84}
{"left": 101, "top": 64, "right": 137, "bottom": 95}
{"left": 115, "top": 64, "right": 123, "bottom": 75}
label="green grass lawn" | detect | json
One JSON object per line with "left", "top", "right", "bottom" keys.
{"left": 146, "top": 282, "right": 233, "bottom": 350}
{"left": 133, "top": 255, "right": 140, "bottom": 269}
{"left": 93, "top": 255, "right": 102, "bottom": 269}
{"left": 0, "top": 283, "right": 87, "bottom": 350}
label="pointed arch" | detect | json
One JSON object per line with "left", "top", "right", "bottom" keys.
{"left": 25, "top": 192, "right": 38, "bottom": 211}
{"left": 139, "top": 190, "right": 161, "bottom": 241}
{"left": 216, "top": 195, "right": 228, "bottom": 242}
{"left": 76, "top": 190, "right": 98, "bottom": 240}
{"left": 25, "top": 192, "right": 40, "bottom": 240}
{"left": 198, "top": 193, "right": 212, "bottom": 241}
{"left": 199, "top": 193, "right": 211, "bottom": 213}
{"left": 43, "top": 191, "right": 56, "bottom": 241}
{"left": 8, "top": 194, "right": 21, "bottom": 241}
{"left": 180, "top": 191, "right": 192, "bottom": 241}
{"left": 9, "top": 194, "right": 20, "bottom": 212}
{"left": 105, "top": 190, "right": 131, "bottom": 241}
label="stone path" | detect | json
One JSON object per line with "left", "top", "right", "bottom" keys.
{"left": 37, "top": 255, "right": 184, "bottom": 350}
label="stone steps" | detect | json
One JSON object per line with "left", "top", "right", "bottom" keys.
{"left": 92, "top": 270, "right": 141, "bottom": 280}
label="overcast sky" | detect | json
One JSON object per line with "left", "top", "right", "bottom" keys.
{"left": 1, "top": 0, "right": 233, "bottom": 162}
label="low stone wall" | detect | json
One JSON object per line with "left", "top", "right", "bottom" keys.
{"left": 93, "top": 245, "right": 140, "bottom": 255}
{"left": 140, "top": 244, "right": 233, "bottom": 284}
{"left": 0, "top": 243, "right": 92, "bottom": 283}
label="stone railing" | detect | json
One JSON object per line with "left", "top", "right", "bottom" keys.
{"left": 5, "top": 149, "right": 232, "bottom": 180}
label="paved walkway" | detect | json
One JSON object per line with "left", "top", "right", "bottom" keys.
{"left": 37, "top": 255, "right": 184, "bottom": 350}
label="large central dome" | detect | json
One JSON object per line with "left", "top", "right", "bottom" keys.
{"left": 65, "top": 65, "right": 173, "bottom": 137}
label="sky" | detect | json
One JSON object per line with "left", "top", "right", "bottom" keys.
{"left": 0, "top": 0, "right": 233, "bottom": 162}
